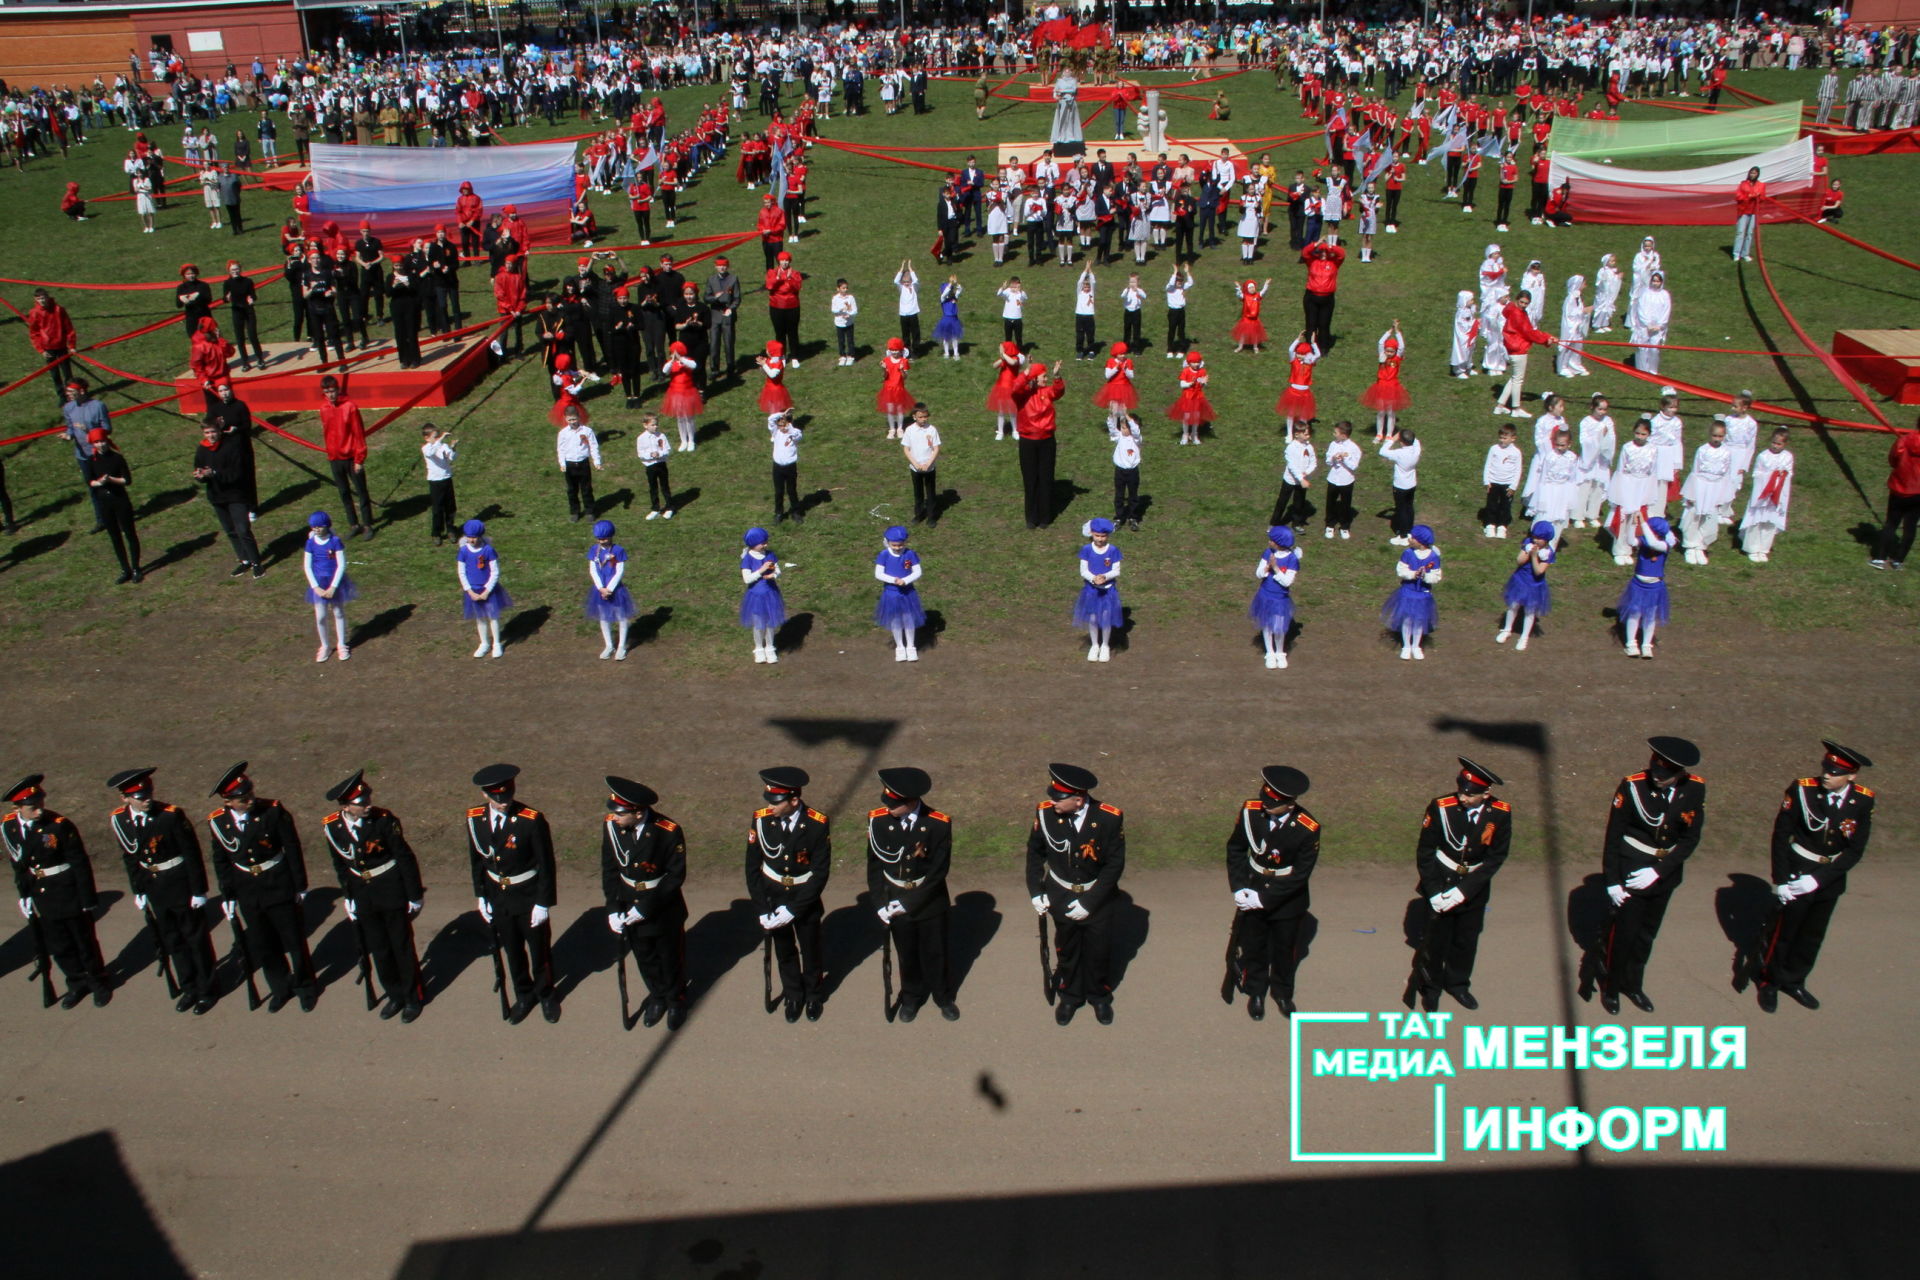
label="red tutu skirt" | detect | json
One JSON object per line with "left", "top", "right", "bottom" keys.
{"left": 1231, "top": 318, "right": 1269, "bottom": 346}
{"left": 758, "top": 381, "right": 794, "bottom": 414}
{"left": 660, "top": 384, "right": 705, "bottom": 418}
{"left": 1276, "top": 387, "right": 1316, "bottom": 420}
{"left": 1166, "top": 389, "right": 1215, "bottom": 424}
{"left": 985, "top": 380, "right": 1020, "bottom": 414}
{"left": 1092, "top": 380, "right": 1139, "bottom": 409}
{"left": 1359, "top": 378, "right": 1412, "bottom": 412}
{"left": 876, "top": 385, "right": 915, "bottom": 414}
{"left": 548, "top": 397, "right": 589, "bottom": 426}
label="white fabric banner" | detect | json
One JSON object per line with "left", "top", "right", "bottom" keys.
{"left": 309, "top": 143, "right": 578, "bottom": 193}
{"left": 1550, "top": 136, "right": 1815, "bottom": 192}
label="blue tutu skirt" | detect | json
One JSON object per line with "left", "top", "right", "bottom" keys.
{"left": 874, "top": 586, "right": 926, "bottom": 629}
{"left": 584, "top": 584, "right": 637, "bottom": 622}
{"left": 1248, "top": 588, "right": 1294, "bottom": 634}
{"left": 739, "top": 580, "right": 786, "bottom": 628}
{"left": 1381, "top": 584, "right": 1438, "bottom": 633}
{"left": 1502, "top": 568, "right": 1552, "bottom": 616}
{"left": 1072, "top": 583, "right": 1124, "bottom": 628}
{"left": 1617, "top": 577, "right": 1671, "bottom": 625}
{"left": 933, "top": 305, "right": 965, "bottom": 343}
{"left": 461, "top": 586, "right": 513, "bottom": 620}
{"left": 306, "top": 576, "right": 358, "bottom": 606}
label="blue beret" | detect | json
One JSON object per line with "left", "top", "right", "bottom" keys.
{"left": 592, "top": 520, "right": 616, "bottom": 539}
{"left": 1410, "top": 524, "right": 1435, "bottom": 546}
{"left": 1089, "top": 517, "right": 1115, "bottom": 534}
{"left": 462, "top": 519, "right": 485, "bottom": 537}
{"left": 1268, "top": 526, "right": 1295, "bottom": 548}
{"left": 743, "top": 526, "right": 769, "bottom": 546}
{"left": 884, "top": 525, "right": 910, "bottom": 542}
{"left": 1646, "top": 516, "right": 1671, "bottom": 538}
{"left": 1530, "top": 520, "right": 1557, "bottom": 541}
{"left": 308, "top": 511, "right": 331, "bottom": 528}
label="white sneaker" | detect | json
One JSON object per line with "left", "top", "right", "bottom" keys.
{"left": 1399, "top": 645, "right": 1412, "bottom": 661}
{"left": 1412, "top": 646, "right": 1425, "bottom": 660}
{"left": 474, "top": 642, "right": 489, "bottom": 658}
{"left": 765, "top": 648, "right": 778, "bottom": 664}
{"left": 1496, "top": 526, "right": 1508, "bottom": 538}
{"left": 1097, "top": 644, "right": 1111, "bottom": 662}
{"left": 1340, "top": 529, "right": 1350, "bottom": 540}
{"left": 490, "top": 644, "right": 503, "bottom": 659}
{"left": 600, "top": 643, "right": 615, "bottom": 660}
{"left": 894, "top": 644, "right": 907, "bottom": 662}
{"left": 1514, "top": 635, "right": 1528, "bottom": 651}
{"left": 905, "top": 646, "right": 918, "bottom": 661}
{"left": 664, "top": 510, "right": 675, "bottom": 519}
{"left": 1483, "top": 524, "right": 1496, "bottom": 538}
{"left": 753, "top": 647, "right": 767, "bottom": 664}
{"left": 1624, "top": 643, "right": 1640, "bottom": 657}
{"left": 1755, "top": 553, "right": 1769, "bottom": 563}
{"left": 1495, "top": 630, "right": 1511, "bottom": 644}
{"left": 788, "top": 360, "right": 800, "bottom": 368}
{"left": 647, "top": 510, "right": 660, "bottom": 520}
{"left": 1325, "top": 527, "right": 1335, "bottom": 539}
{"left": 1390, "top": 536, "right": 1409, "bottom": 547}
{"left": 1640, "top": 646, "right": 1654, "bottom": 661}
{"left": 1088, "top": 644, "right": 1101, "bottom": 662}
{"left": 615, "top": 648, "right": 628, "bottom": 661}
{"left": 1263, "top": 652, "right": 1277, "bottom": 668}
{"left": 1275, "top": 652, "right": 1288, "bottom": 669}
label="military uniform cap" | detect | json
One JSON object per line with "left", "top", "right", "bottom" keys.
{"left": 472, "top": 763, "right": 520, "bottom": 792}
{"left": 759, "top": 766, "right": 810, "bottom": 795}
{"left": 6, "top": 774, "right": 46, "bottom": 805}
{"left": 211, "top": 762, "right": 252, "bottom": 798}
{"left": 1260, "top": 765, "right": 1311, "bottom": 800}
{"left": 1456, "top": 757, "right": 1503, "bottom": 792}
{"left": 1647, "top": 736, "right": 1701, "bottom": 770}
{"left": 878, "top": 767, "right": 932, "bottom": 801}
{"left": 1821, "top": 740, "right": 1872, "bottom": 772}
{"left": 606, "top": 776, "right": 658, "bottom": 810}
{"left": 1047, "top": 763, "right": 1098, "bottom": 795}
{"left": 107, "top": 768, "right": 156, "bottom": 797}
{"left": 326, "top": 770, "right": 372, "bottom": 804}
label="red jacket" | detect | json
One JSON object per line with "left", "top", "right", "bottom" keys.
{"left": 493, "top": 270, "right": 527, "bottom": 315}
{"left": 1300, "top": 243, "right": 1345, "bottom": 296}
{"left": 319, "top": 399, "right": 368, "bottom": 464}
{"left": 1734, "top": 179, "right": 1766, "bottom": 217}
{"left": 1501, "top": 302, "right": 1554, "bottom": 355}
{"left": 757, "top": 205, "right": 787, "bottom": 243}
{"left": 455, "top": 192, "right": 484, "bottom": 225}
{"left": 1014, "top": 376, "right": 1065, "bottom": 439}
{"left": 1888, "top": 430, "right": 1920, "bottom": 497}
{"left": 765, "top": 267, "right": 802, "bottom": 310}
{"left": 27, "top": 303, "right": 76, "bottom": 355}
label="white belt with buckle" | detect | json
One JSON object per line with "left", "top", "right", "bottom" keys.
{"left": 488, "top": 867, "right": 537, "bottom": 886}
{"left": 1047, "top": 868, "right": 1094, "bottom": 893}
{"left": 350, "top": 860, "right": 396, "bottom": 881}
{"left": 1622, "top": 834, "right": 1671, "bottom": 858}
{"left": 235, "top": 855, "right": 283, "bottom": 875}
{"left": 141, "top": 856, "right": 185, "bottom": 872}
{"left": 28, "top": 862, "right": 72, "bottom": 879}
{"left": 883, "top": 871, "right": 925, "bottom": 889}
{"left": 761, "top": 863, "right": 812, "bottom": 887}
{"left": 1791, "top": 842, "right": 1835, "bottom": 865}
{"left": 1435, "top": 851, "right": 1479, "bottom": 874}
{"left": 1248, "top": 856, "right": 1294, "bottom": 878}
{"left": 620, "top": 873, "right": 665, "bottom": 890}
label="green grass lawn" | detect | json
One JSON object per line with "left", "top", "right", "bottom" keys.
{"left": 1, "top": 67, "right": 1914, "bottom": 665}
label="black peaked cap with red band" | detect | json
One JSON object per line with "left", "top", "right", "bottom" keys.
{"left": 878, "top": 767, "right": 932, "bottom": 803}
{"left": 6, "top": 774, "right": 46, "bottom": 805}
{"left": 326, "top": 770, "right": 371, "bottom": 805}
{"left": 1047, "top": 763, "right": 1098, "bottom": 797}
{"left": 606, "top": 776, "right": 658, "bottom": 811}
{"left": 1821, "top": 740, "right": 1872, "bottom": 773}
{"left": 106, "top": 768, "right": 156, "bottom": 798}
{"left": 211, "top": 761, "right": 252, "bottom": 798}
{"left": 1260, "top": 765, "right": 1311, "bottom": 801}
{"left": 1456, "top": 757, "right": 1503, "bottom": 794}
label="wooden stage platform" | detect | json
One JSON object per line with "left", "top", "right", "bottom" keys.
{"left": 1832, "top": 329, "right": 1920, "bottom": 406}
{"left": 173, "top": 330, "right": 496, "bottom": 412}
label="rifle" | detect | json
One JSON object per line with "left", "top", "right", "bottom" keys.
{"left": 1220, "top": 909, "right": 1242, "bottom": 1005}
{"left": 226, "top": 908, "right": 262, "bottom": 1010}
{"left": 348, "top": 910, "right": 377, "bottom": 1011}
{"left": 1736, "top": 897, "right": 1785, "bottom": 994}
{"left": 141, "top": 902, "right": 181, "bottom": 1000}
{"left": 615, "top": 920, "right": 631, "bottom": 1029}
{"left": 1038, "top": 910, "right": 1055, "bottom": 1006}
{"left": 483, "top": 908, "right": 510, "bottom": 1021}
{"left": 881, "top": 916, "right": 895, "bottom": 1022}
{"left": 25, "top": 912, "right": 56, "bottom": 1008}
{"left": 1401, "top": 899, "right": 1447, "bottom": 1012}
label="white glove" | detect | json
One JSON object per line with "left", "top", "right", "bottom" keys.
{"left": 1428, "top": 891, "right": 1453, "bottom": 914}
{"left": 624, "top": 907, "right": 644, "bottom": 927}
{"left": 135, "top": 894, "right": 149, "bottom": 912}
{"left": 190, "top": 895, "right": 208, "bottom": 910}
{"left": 407, "top": 901, "right": 421, "bottom": 916}
{"left": 530, "top": 904, "right": 550, "bottom": 929}
{"left": 1065, "top": 899, "right": 1090, "bottom": 922}
{"left": 1233, "top": 888, "right": 1261, "bottom": 911}
{"left": 1625, "top": 867, "right": 1658, "bottom": 891}
{"left": 759, "top": 911, "right": 779, "bottom": 930}
{"left": 1607, "top": 884, "right": 1630, "bottom": 908}
{"left": 1788, "top": 874, "right": 1818, "bottom": 897}
{"left": 1031, "top": 894, "right": 1050, "bottom": 916}
{"left": 223, "top": 899, "right": 238, "bottom": 921}
{"left": 1774, "top": 882, "right": 1795, "bottom": 903}
{"left": 768, "top": 905, "right": 795, "bottom": 929}
{"left": 876, "top": 905, "right": 894, "bottom": 924}
{"left": 887, "top": 899, "right": 905, "bottom": 920}
{"left": 17, "top": 897, "right": 31, "bottom": 919}
{"left": 475, "top": 896, "right": 493, "bottom": 924}
{"left": 343, "top": 899, "right": 358, "bottom": 920}
{"left": 608, "top": 910, "right": 626, "bottom": 934}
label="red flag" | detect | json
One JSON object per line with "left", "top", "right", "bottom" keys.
{"left": 1029, "top": 18, "right": 1074, "bottom": 48}
{"left": 1069, "top": 22, "right": 1112, "bottom": 50}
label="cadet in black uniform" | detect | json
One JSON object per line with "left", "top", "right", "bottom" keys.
{"left": 1406, "top": 757, "right": 1513, "bottom": 1012}
{"left": 207, "top": 762, "right": 317, "bottom": 1011}
{"left": 1026, "top": 762, "right": 1126, "bottom": 1026}
{"left": 601, "top": 775, "right": 689, "bottom": 1029}
{"left": 1591, "top": 736, "right": 1706, "bottom": 1014}
{"left": 1757, "top": 740, "right": 1876, "bottom": 1013}
{"left": 107, "top": 767, "right": 216, "bottom": 1013}
{"left": 1225, "top": 764, "right": 1320, "bottom": 1020}
{"left": 745, "top": 766, "right": 832, "bottom": 1022}
{"left": 322, "top": 770, "right": 425, "bottom": 1022}
{"left": 5, "top": 774, "right": 112, "bottom": 1008}
{"left": 467, "top": 764, "right": 560, "bottom": 1024}
{"left": 867, "top": 766, "right": 959, "bottom": 1023}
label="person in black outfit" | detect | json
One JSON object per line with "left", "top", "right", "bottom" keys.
{"left": 174, "top": 263, "right": 214, "bottom": 340}
{"left": 601, "top": 776, "right": 689, "bottom": 1029}
{"left": 388, "top": 243, "right": 426, "bottom": 368}
{"left": 633, "top": 268, "right": 667, "bottom": 373}
{"left": 207, "top": 381, "right": 258, "bottom": 515}
{"left": 610, "top": 286, "right": 643, "bottom": 406}
{"left": 585, "top": 257, "right": 628, "bottom": 374}
{"left": 665, "top": 282, "right": 710, "bottom": 388}
{"left": 1026, "top": 762, "right": 1126, "bottom": 1026}
{"left": 331, "top": 245, "right": 370, "bottom": 351}
{"left": 1588, "top": 737, "right": 1706, "bottom": 1015}
{"left": 207, "top": 762, "right": 317, "bottom": 1012}
{"left": 283, "top": 227, "right": 309, "bottom": 344}
{"left": 426, "top": 227, "right": 462, "bottom": 334}
{"left": 221, "top": 261, "right": 266, "bottom": 370}
{"left": 107, "top": 767, "right": 218, "bottom": 1014}
{"left": 191, "top": 417, "right": 262, "bottom": 577}
{"left": 1406, "top": 757, "right": 1513, "bottom": 1013}
{"left": 1756, "top": 741, "right": 1877, "bottom": 1014}
{"left": 352, "top": 222, "right": 387, "bottom": 323}
{"left": 4, "top": 775, "right": 112, "bottom": 1009}
{"left": 322, "top": 770, "right": 426, "bottom": 1022}
{"left": 867, "top": 766, "right": 960, "bottom": 1023}
{"left": 467, "top": 764, "right": 561, "bottom": 1025}
{"left": 1224, "top": 765, "right": 1320, "bottom": 1019}
{"left": 747, "top": 766, "right": 832, "bottom": 1023}
{"left": 559, "top": 280, "right": 599, "bottom": 372}
{"left": 300, "top": 248, "right": 344, "bottom": 364}
{"left": 81, "top": 429, "right": 141, "bottom": 582}
{"left": 1172, "top": 189, "right": 1197, "bottom": 260}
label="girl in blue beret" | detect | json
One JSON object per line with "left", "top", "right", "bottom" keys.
{"left": 740, "top": 526, "right": 785, "bottom": 664}
{"left": 1496, "top": 521, "right": 1556, "bottom": 652}
{"left": 1381, "top": 523, "right": 1441, "bottom": 660}
{"left": 873, "top": 525, "right": 925, "bottom": 662}
{"left": 1074, "top": 517, "right": 1123, "bottom": 662}
{"left": 585, "top": 520, "right": 637, "bottom": 660}
{"left": 1617, "top": 511, "right": 1672, "bottom": 660}
{"left": 303, "top": 510, "right": 356, "bottom": 663}
{"left": 456, "top": 518, "right": 512, "bottom": 659}
{"left": 1250, "top": 525, "right": 1300, "bottom": 669}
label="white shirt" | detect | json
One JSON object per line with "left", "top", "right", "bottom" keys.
{"left": 902, "top": 422, "right": 941, "bottom": 469}
{"left": 1283, "top": 439, "right": 1318, "bottom": 485}
{"left": 1074, "top": 282, "right": 1096, "bottom": 317}
{"left": 998, "top": 285, "right": 1026, "bottom": 319}
{"left": 830, "top": 292, "right": 858, "bottom": 326}
{"left": 769, "top": 424, "right": 803, "bottom": 465}
{"left": 421, "top": 439, "right": 456, "bottom": 481}
{"left": 1323, "top": 437, "right": 1361, "bottom": 486}
{"left": 1483, "top": 441, "right": 1523, "bottom": 487}
{"left": 636, "top": 429, "right": 671, "bottom": 465}
{"left": 1380, "top": 438, "right": 1422, "bottom": 489}
{"left": 1165, "top": 272, "right": 1188, "bottom": 309}
{"left": 1110, "top": 423, "right": 1142, "bottom": 469}
{"left": 1120, "top": 283, "right": 1146, "bottom": 313}
{"left": 894, "top": 268, "right": 920, "bottom": 316}
{"left": 556, "top": 423, "right": 602, "bottom": 466}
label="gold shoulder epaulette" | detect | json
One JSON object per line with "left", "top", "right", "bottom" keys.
{"left": 1099, "top": 802, "right": 1122, "bottom": 816}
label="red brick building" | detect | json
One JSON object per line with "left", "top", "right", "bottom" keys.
{"left": 0, "top": 1, "right": 306, "bottom": 90}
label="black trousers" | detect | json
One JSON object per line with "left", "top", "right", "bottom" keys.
{"left": 772, "top": 461, "right": 800, "bottom": 518}
{"left": 338, "top": 292, "right": 369, "bottom": 347}
{"left": 230, "top": 306, "right": 265, "bottom": 364}
{"left": 423, "top": 285, "right": 447, "bottom": 335}
{"left": 911, "top": 466, "right": 938, "bottom": 520}
{"left": 39, "top": 911, "right": 109, "bottom": 990}
{"left": 360, "top": 904, "right": 421, "bottom": 1004}
{"left": 306, "top": 306, "right": 343, "bottom": 363}
{"left": 209, "top": 498, "right": 259, "bottom": 564}
{"left": 1002, "top": 317, "right": 1024, "bottom": 347}
{"left": 899, "top": 313, "right": 921, "bottom": 351}
{"left": 1024, "top": 223, "right": 1046, "bottom": 265}
{"left": 330, "top": 459, "right": 373, "bottom": 528}
{"left": 1166, "top": 308, "right": 1188, "bottom": 352}
{"left": 1287, "top": 207, "right": 1305, "bottom": 250}
{"left": 563, "top": 460, "right": 596, "bottom": 517}
{"left": 1199, "top": 207, "right": 1219, "bottom": 246}
{"left": 771, "top": 900, "right": 824, "bottom": 1000}
{"left": 392, "top": 296, "right": 423, "bottom": 366}
{"left": 888, "top": 909, "right": 951, "bottom": 1003}
{"left": 99, "top": 493, "right": 140, "bottom": 574}
{"left": 1384, "top": 188, "right": 1402, "bottom": 225}
{"left": 623, "top": 921, "right": 687, "bottom": 1001}
{"left": 152, "top": 901, "right": 216, "bottom": 999}
{"left": 1875, "top": 490, "right": 1920, "bottom": 563}
{"left": 768, "top": 306, "right": 800, "bottom": 353}
{"left": 1416, "top": 894, "right": 1488, "bottom": 996}
{"left": 633, "top": 209, "right": 652, "bottom": 241}
{"left": 1445, "top": 154, "right": 1462, "bottom": 189}
{"left": 1461, "top": 175, "right": 1478, "bottom": 208}
{"left": 1495, "top": 187, "right": 1513, "bottom": 224}
{"left": 1113, "top": 466, "right": 1140, "bottom": 522}
{"left": 1174, "top": 222, "right": 1196, "bottom": 260}
{"left": 493, "top": 899, "right": 554, "bottom": 1001}
{"left": 625, "top": 458, "right": 665, "bottom": 512}
{"left": 1481, "top": 483, "right": 1514, "bottom": 527}
{"left": 1048, "top": 901, "right": 1113, "bottom": 1008}
{"left": 1762, "top": 894, "right": 1841, "bottom": 988}
{"left": 1233, "top": 903, "right": 1305, "bottom": 998}
{"left": 1122, "top": 309, "right": 1142, "bottom": 349}
{"left": 287, "top": 280, "right": 307, "bottom": 341}
{"left": 1325, "top": 481, "right": 1355, "bottom": 530}
{"left": 1097, "top": 221, "right": 1116, "bottom": 262}
{"left": 1602, "top": 886, "right": 1675, "bottom": 995}
{"left": 1529, "top": 180, "right": 1550, "bottom": 220}
{"left": 1018, "top": 434, "right": 1056, "bottom": 528}
{"left": 1074, "top": 314, "right": 1096, "bottom": 356}
{"left": 1302, "top": 289, "right": 1336, "bottom": 349}
{"left": 239, "top": 896, "right": 317, "bottom": 999}
{"left": 1271, "top": 481, "right": 1310, "bottom": 528}
{"left": 428, "top": 477, "right": 456, "bottom": 538}
{"left": 1392, "top": 486, "right": 1418, "bottom": 536}
{"left": 225, "top": 201, "right": 244, "bottom": 233}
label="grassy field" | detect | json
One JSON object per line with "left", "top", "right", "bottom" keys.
{"left": 0, "top": 66, "right": 1914, "bottom": 668}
